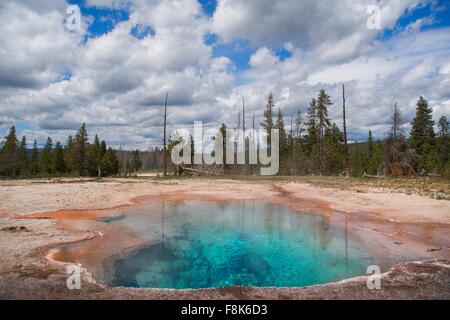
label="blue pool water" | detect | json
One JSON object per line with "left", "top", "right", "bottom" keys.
{"left": 107, "top": 201, "right": 375, "bottom": 289}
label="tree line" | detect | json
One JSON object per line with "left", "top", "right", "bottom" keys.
{"left": 0, "top": 122, "right": 172, "bottom": 178}
{"left": 0, "top": 123, "right": 123, "bottom": 177}
{"left": 1, "top": 92, "right": 449, "bottom": 178}
{"left": 253, "top": 90, "right": 348, "bottom": 176}
{"left": 160, "top": 90, "right": 449, "bottom": 178}
{"left": 253, "top": 91, "right": 449, "bottom": 177}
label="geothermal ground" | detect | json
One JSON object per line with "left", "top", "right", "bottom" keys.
{"left": 0, "top": 177, "right": 449, "bottom": 299}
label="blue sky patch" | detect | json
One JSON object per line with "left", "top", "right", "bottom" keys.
{"left": 16, "top": 121, "right": 31, "bottom": 133}
{"left": 130, "top": 24, "right": 156, "bottom": 39}
{"left": 53, "top": 69, "right": 73, "bottom": 83}
{"left": 212, "top": 40, "right": 256, "bottom": 71}
{"left": 378, "top": 2, "right": 450, "bottom": 41}
{"left": 276, "top": 47, "right": 293, "bottom": 61}
{"left": 68, "top": 0, "right": 130, "bottom": 40}
{"left": 199, "top": 0, "right": 217, "bottom": 17}
{"left": 204, "top": 33, "right": 218, "bottom": 46}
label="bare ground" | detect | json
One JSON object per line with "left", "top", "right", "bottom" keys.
{"left": 0, "top": 177, "right": 449, "bottom": 299}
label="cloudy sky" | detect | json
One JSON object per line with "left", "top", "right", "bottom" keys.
{"left": 0, "top": 0, "right": 449, "bottom": 149}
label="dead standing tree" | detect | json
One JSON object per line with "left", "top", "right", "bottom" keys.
{"left": 252, "top": 112, "right": 257, "bottom": 175}
{"left": 384, "top": 103, "right": 415, "bottom": 176}
{"left": 242, "top": 96, "right": 247, "bottom": 175}
{"left": 290, "top": 115, "right": 294, "bottom": 175}
{"left": 342, "top": 84, "right": 350, "bottom": 177}
{"left": 234, "top": 109, "right": 241, "bottom": 176}
{"left": 242, "top": 96, "right": 246, "bottom": 133}
{"left": 163, "top": 92, "right": 169, "bottom": 176}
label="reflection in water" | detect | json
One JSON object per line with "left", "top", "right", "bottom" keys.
{"left": 107, "top": 201, "right": 375, "bottom": 289}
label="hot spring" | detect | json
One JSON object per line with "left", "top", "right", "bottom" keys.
{"left": 87, "top": 201, "right": 376, "bottom": 289}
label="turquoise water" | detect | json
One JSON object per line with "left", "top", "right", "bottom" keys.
{"left": 108, "top": 201, "right": 374, "bottom": 289}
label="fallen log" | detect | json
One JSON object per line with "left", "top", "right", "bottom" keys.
{"left": 181, "top": 166, "right": 221, "bottom": 176}
{"left": 362, "top": 173, "right": 386, "bottom": 179}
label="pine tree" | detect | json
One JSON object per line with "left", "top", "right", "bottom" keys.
{"left": 410, "top": 96, "right": 437, "bottom": 172}
{"left": 40, "top": 137, "right": 53, "bottom": 175}
{"left": 18, "top": 135, "right": 29, "bottom": 176}
{"left": 350, "top": 144, "right": 368, "bottom": 177}
{"left": 294, "top": 111, "right": 305, "bottom": 142}
{"left": 437, "top": 116, "right": 449, "bottom": 175}
{"left": 367, "top": 131, "right": 383, "bottom": 175}
{"left": 289, "top": 115, "right": 294, "bottom": 163}
{"left": 305, "top": 98, "right": 318, "bottom": 153}
{"left": 74, "top": 123, "right": 89, "bottom": 176}
{"left": 316, "top": 90, "right": 332, "bottom": 175}
{"left": 88, "top": 135, "right": 102, "bottom": 176}
{"left": 0, "top": 124, "right": 121, "bottom": 178}
{"left": 370, "top": 141, "right": 385, "bottom": 176}
{"left": 0, "top": 126, "right": 19, "bottom": 176}
{"left": 275, "top": 109, "right": 288, "bottom": 161}
{"left": 289, "top": 110, "right": 306, "bottom": 174}
{"left": 304, "top": 98, "right": 320, "bottom": 173}
{"left": 261, "top": 93, "right": 275, "bottom": 149}
{"left": 368, "top": 130, "right": 374, "bottom": 159}
{"left": 102, "top": 148, "right": 119, "bottom": 176}
{"left": 31, "top": 139, "right": 40, "bottom": 175}
{"left": 93, "top": 135, "right": 100, "bottom": 149}
{"left": 52, "top": 141, "right": 66, "bottom": 174}
{"left": 438, "top": 116, "right": 449, "bottom": 138}
{"left": 131, "top": 150, "right": 142, "bottom": 173}
{"left": 100, "top": 140, "right": 107, "bottom": 158}
{"left": 323, "top": 122, "right": 344, "bottom": 175}
{"left": 64, "top": 135, "right": 75, "bottom": 174}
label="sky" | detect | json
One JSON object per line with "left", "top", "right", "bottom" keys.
{"left": 0, "top": 0, "right": 449, "bottom": 149}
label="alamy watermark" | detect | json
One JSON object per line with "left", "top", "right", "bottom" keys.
{"left": 64, "top": 4, "right": 382, "bottom": 33}
{"left": 66, "top": 264, "right": 81, "bottom": 290}
{"left": 367, "top": 265, "right": 382, "bottom": 290}
{"left": 170, "top": 122, "right": 280, "bottom": 176}
{"left": 367, "top": 5, "right": 382, "bottom": 30}
{"left": 65, "top": 5, "right": 81, "bottom": 32}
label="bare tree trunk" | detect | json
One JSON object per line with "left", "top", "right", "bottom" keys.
{"left": 343, "top": 84, "right": 350, "bottom": 177}
{"left": 163, "top": 92, "right": 169, "bottom": 176}
{"left": 319, "top": 125, "right": 324, "bottom": 176}
{"left": 290, "top": 115, "right": 294, "bottom": 175}
{"left": 242, "top": 96, "right": 246, "bottom": 175}
{"left": 242, "top": 96, "right": 245, "bottom": 133}
{"left": 252, "top": 112, "right": 257, "bottom": 176}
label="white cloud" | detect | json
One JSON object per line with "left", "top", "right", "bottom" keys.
{"left": 307, "top": 57, "right": 407, "bottom": 85}
{"left": 0, "top": 0, "right": 237, "bottom": 148}
{"left": 212, "top": 0, "right": 429, "bottom": 57}
{"left": 131, "top": 0, "right": 204, "bottom": 29}
{"left": 0, "top": 2, "right": 81, "bottom": 89}
{"left": 86, "top": 0, "right": 130, "bottom": 9}
{"left": 249, "top": 48, "right": 279, "bottom": 68}
{"left": 226, "top": 26, "right": 450, "bottom": 140}
{"left": 0, "top": 0, "right": 449, "bottom": 149}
